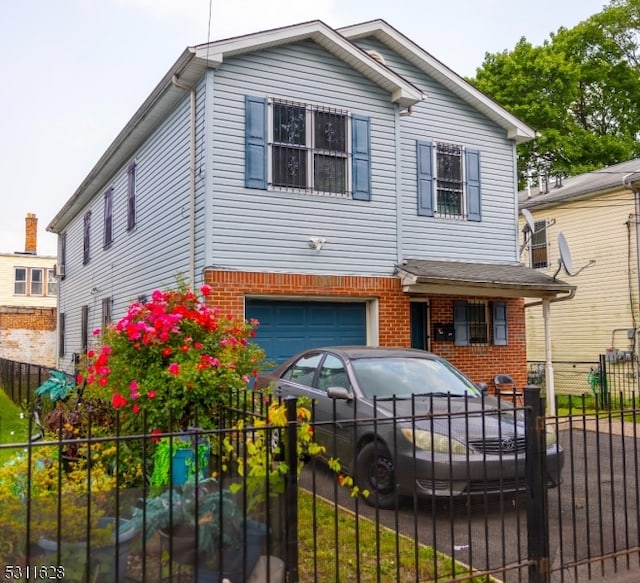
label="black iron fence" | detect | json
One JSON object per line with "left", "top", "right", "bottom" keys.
{"left": 0, "top": 357, "right": 55, "bottom": 405}
{"left": 529, "top": 356, "right": 640, "bottom": 406}
{"left": 2, "top": 357, "right": 640, "bottom": 582}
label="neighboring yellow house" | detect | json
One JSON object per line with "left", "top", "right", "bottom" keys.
{"left": 0, "top": 214, "right": 57, "bottom": 367}
{"left": 519, "top": 159, "right": 640, "bottom": 395}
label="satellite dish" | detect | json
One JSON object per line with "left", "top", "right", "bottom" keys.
{"left": 557, "top": 232, "right": 574, "bottom": 275}
{"left": 522, "top": 208, "right": 536, "bottom": 233}
{"left": 554, "top": 232, "right": 595, "bottom": 279}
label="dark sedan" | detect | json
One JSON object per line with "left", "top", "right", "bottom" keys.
{"left": 258, "top": 346, "right": 563, "bottom": 508}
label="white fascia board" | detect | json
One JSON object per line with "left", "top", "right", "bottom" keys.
{"left": 191, "top": 20, "right": 423, "bottom": 108}
{"left": 339, "top": 20, "right": 537, "bottom": 144}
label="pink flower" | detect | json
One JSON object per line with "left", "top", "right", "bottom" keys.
{"left": 93, "top": 328, "right": 101, "bottom": 336}
{"left": 200, "top": 284, "right": 211, "bottom": 296}
{"left": 168, "top": 363, "right": 180, "bottom": 376}
{"left": 148, "top": 390, "right": 157, "bottom": 399}
{"left": 129, "top": 381, "right": 138, "bottom": 392}
{"left": 132, "top": 404, "right": 140, "bottom": 414}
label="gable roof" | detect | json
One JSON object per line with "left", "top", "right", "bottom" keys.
{"left": 519, "top": 158, "right": 640, "bottom": 210}
{"left": 338, "top": 19, "right": 537, "bottom": 144}
{"left": 192, "top": 20, "right": 424, "bottom": 108}
{"left": 48, "top": 20, "right": 424, "bottom": 234}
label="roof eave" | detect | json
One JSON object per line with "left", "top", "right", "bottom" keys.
{"left": 192, "top": 20, "right": 424, "bottom": 107}
{"left": 48, "top": 48, "right": 201, "bottom": 234}
{"left": 398, "top": 269, "right": 576, "bottom": 299}
{"left": 339, "top": 20, "right": 537, "bottom": 144}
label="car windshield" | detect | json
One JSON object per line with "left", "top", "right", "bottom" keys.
{"left": 351, "top": 356, "right": 481, "bottom": 399}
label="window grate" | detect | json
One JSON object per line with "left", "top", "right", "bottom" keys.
{"left": 270, "top": 100, "right": 350, "bottom": 196}
{"left": 436, "top": 143, "right": 463, "bottom": 218}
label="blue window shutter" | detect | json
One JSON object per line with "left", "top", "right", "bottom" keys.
{"left": 417, "top": 141, "right": 434, "bottom": 216}
{"left": 245, "top": 96, "right": 267, "bottom": 189}
{"left": 492, "top": 301, "right": 508, "bottom": 345}
{"left": 466, "top": 148, "right": 481, "bottom": 221}
{"left": 453, "top": 300, "right": 469, "bottom": 346}
{"left": 352, "top": 115, "right": 371, "bottom": 201}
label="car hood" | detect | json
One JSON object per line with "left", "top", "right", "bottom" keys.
{"left": 371, "top": 395, "right": 523, "bottom": 440}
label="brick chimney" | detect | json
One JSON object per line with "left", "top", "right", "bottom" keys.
{"left": 25, "top": 213, "right": 38, "bottom": 254}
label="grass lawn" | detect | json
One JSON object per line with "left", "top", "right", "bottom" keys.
{"left": 0, "top": 389, "right": 29, "bottom": 464}
{"left": 297, "top": 491, "right": 490, "bottom": 583}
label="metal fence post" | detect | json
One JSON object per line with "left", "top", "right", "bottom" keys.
{"left": 284, "top": 396, "right": 299, "bottom": 583}
{"left": 525, "top": 385, "right": 550, "bottom": 583}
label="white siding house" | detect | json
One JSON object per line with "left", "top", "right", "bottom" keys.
{"left": 48, "top": 20, "right": 573, "bottom": 388}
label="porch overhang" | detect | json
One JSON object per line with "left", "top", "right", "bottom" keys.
{"left": 397, "top": 259, "right": 576, "bottom": 299}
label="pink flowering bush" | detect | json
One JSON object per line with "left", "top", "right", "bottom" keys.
{"left": 81, "top": 282, "right": 265, "bottom": 434}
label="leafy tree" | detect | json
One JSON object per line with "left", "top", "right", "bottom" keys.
{"left": 471, "top": 0, "right": 640, "bottom": 186}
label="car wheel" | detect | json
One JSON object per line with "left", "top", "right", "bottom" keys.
{"left": 356, "top": 442, "right": 396, "bottom": 509}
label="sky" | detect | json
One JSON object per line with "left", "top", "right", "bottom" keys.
{"left": 0, "top": 0, "right": 608, "bottom": 256}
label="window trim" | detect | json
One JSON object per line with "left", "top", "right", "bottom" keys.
{"left": 244, "top": 95, "right": 371, "bottom": 201}
{"left": 30, "top": 268, "right": 44, "bottom": 296}
{"left": 529, "top": 219, "right": 548, "bottom": 269}
{"left": 268, "top": 98, "right": 352, "bottom": 196}
{"left": 83, "top": 212, "right": 91, "bottom": 265}
{"left": 454, "top": 300, "right": 507, "bottom": 346}
{"left": 103, "top": 187, "right": 114, "bottom": 248}
{"left": 81, "top": 305, "right": 89, "bottom": 354}
{"left": 14, "top": 267, "right": 27, "bottom": 295}
{"left": 58, "top": 313, "right": 65, "bottom": 358}
{"left": 127, "top": 162, "right": 137, "bottom": 231}
{"left": 47, "top": 268, "right": 57, "bottom": 296}
{"left": 417, "top": 140, "right": 481, "bottom": 221}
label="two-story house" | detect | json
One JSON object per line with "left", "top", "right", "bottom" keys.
{"left": 0, "top": 213, "right": 57, "bottom": 367}
{"left": 47, "top": 20, "right": 573, "bottom": 388}
{"left": 520, "top": 159, "right": 640, "bottom": 393}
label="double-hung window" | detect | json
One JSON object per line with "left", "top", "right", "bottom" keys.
{"left": 14, "top": 267, "right": 50, "bottom": 296}
{"left": 104, "top": 187, "right": 113, "bottom": 248}
{"left": 454, "top": 300, "right": 508, "bottom": 346}
{"left": 271, "top": 100, "right": 349, "bottom": 195}
{"left": 83, "top": 212, "right": 91, "bottom": 265}
{"left": 417, "top": 141, "right": 481, "bottom": 221}
{"left": 14, "top": 268, "right": 27, "bottom": 295}
{"left": 47, "top": 269, "right": 57, "bottom": 295}
{"left": 30, "top": 268, "right": 43, "bottom": 296}
{"left": 127, "top": 162, "right": 136, "bottom": 231}
{"left": 245, "top": 96, "right": 371, "bottom": 200}
{"left": 529, "top": 219, "right": 548, "bottom": 268}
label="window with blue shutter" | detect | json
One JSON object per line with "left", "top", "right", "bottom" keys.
{"left": 454, "top": 300, "right": 509, "bottom": 346}
{"left": 245, "top": 96, "right": 371, "bottom": 199}
{"left": 416, "top": 141, "right": 482, "bottom": 221}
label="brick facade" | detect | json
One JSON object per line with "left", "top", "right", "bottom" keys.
{"left": 204, "top": 269, "right": 527, "bottom": 389}
{"left": 0, "top": 306, "right": 57, "bottom": 367}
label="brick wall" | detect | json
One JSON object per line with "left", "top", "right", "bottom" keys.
{"left": 0, "top": 306, "right": 57, "bottom": 366}
{"left": 203, "top": 269, "right": 527, "bottom": 389}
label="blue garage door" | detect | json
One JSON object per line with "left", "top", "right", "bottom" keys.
{"left": 246, "top": 299, "right": 367, "bottom": 366}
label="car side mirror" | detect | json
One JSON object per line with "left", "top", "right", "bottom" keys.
{"left": 327, "top": 386, "right": 351, "bottom": 400}
{"left": 476, "top": 382, "right": 488, "bottom": 392}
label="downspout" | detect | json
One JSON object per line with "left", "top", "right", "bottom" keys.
{"left": 394, "top": 103, "right": 404, "bottom": 264}
{"left": 172, "top": 74, "right": 196, "bottom": 286}
{"left": 524, "top": 289, "right": 576, "bottom": 415}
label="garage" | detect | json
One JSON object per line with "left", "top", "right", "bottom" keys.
{"left": 245, "top": 299, "right": 367, "bottom": 365}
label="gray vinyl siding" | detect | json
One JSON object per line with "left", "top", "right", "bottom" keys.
{"left": 205, "top": 40, "right": 399, "bottom": 276}
{"left": 353, "top": 39, "right": 519, "bottom": 263}
{"left": 57, "top": 95, "right": 193, "bottom": 370}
